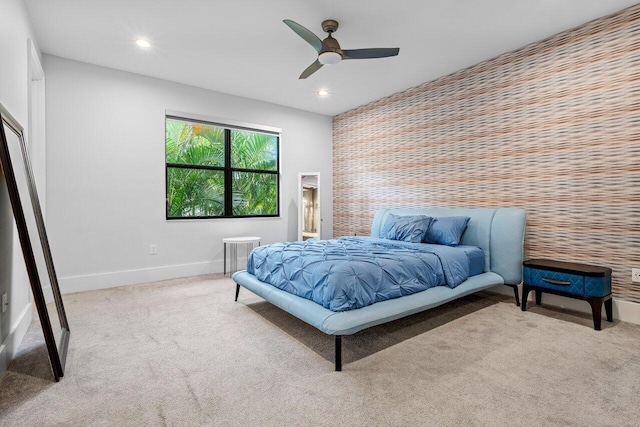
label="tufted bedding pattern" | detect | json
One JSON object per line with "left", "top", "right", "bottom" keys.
{"left": 247, "top": 236, "right": 475, "bottom": 312}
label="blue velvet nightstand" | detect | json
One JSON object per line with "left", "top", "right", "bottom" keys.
{"left": 522, "top": 259, "right": 613, "bottom": 330}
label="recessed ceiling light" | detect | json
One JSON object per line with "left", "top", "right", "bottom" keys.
{"left": 136, "top": 39, "right": 151, "bottom": 48}
{"left": 317, "top": 89, "right": 329, "bottom": 97}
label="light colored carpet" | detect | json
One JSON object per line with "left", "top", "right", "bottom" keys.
{"left": 1, "top": 275, "right": 639, "bottom": 426}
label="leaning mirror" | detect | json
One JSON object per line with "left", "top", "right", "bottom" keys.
{"left": 298, "top": 173, "right": 320, "bottom": 241}
{"left": 0, "top": 102, "right": 69, "bottom": 381}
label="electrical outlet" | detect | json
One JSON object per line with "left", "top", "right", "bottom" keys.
{"left": 150, "top": 244, "right": 158, "bottom": 255}
{"left": 633, "top": 268, "right": 640, "bottom": 283}
{"left": 1, "top": 293, "right": 7, "bottom": 314}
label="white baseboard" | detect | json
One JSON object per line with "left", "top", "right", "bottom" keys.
{"left": 0, "top": 302, "right": 33, "bottom": 377}
{"left": 58, "top": 259, "right": 232, "bottom": 294}
{"left": 489, "top": 285, "right": 640, "bottom": 325}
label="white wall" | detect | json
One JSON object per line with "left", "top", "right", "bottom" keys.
{"left": 0, "top": 0, "right": 41, "bottom": 374}
{"left": 44, "top": 55, "right": 333, "bottom": 293}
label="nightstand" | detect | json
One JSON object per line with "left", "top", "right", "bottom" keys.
{"left": 223, "top": 236, "right": 261, "bottom": 277}
{"left": 522, "top": 259, "right": 613, "bottom": 330}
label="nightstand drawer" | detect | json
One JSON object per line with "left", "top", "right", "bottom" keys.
{"left": 584, "top": 275, "right": 612, "bottom": 298}
{"left": 524, "top": 267, "right": 584, "bottom": 294}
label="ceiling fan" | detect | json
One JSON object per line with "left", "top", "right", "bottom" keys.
{"left": 283, "top": 19, "right": 400, "bottom": 79}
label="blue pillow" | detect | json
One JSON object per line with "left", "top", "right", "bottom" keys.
{"left": 424, "top": 216, "right": 470, "bottom": 246}
{"left": 380, "top": 214, "right": 432, "bottom": 243}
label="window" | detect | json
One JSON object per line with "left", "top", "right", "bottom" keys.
{"left": 165, "top": 115, "right": 279, "bottom": 219}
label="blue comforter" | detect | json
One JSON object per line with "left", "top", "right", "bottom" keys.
{"left": 247, "top": 237, "right": 473, "bottom": 312}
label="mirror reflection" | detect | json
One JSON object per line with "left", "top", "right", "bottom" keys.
{"left": 298, "top": 173, "right": 320, "bottom": 241}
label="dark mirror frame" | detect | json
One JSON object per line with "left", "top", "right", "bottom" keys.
{"left": 0, "top": 102, "right": 69, "bottom": 381}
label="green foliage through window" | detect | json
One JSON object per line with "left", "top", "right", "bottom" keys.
{"left": 166, "top": 117, "right": 279, "bottom": 218}
{"left": 232, "top": 172, "right": 278, "bottom": 215}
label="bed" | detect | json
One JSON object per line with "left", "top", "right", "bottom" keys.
{"left": 232, "top": 207, "right": 526, "bottom": 371}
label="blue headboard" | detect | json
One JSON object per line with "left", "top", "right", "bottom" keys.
{"left": 370, "top": 207, "right": 526, "bottom": 285}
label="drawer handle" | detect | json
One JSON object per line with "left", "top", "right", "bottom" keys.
{"left": 542, "top": 278, "right": 571, "bottom": 286}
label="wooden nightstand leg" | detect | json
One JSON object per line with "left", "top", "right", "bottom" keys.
{"left": 604, "top": 297, "right": 613, "bottom": 322}
{"left": 535, "top": 289, "right": 542, "bottom": 305}
{"left": 588, "top": 297, "right": 603, "bottom": 330}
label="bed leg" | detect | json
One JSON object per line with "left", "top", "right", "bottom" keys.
{"left": 511, "top": 284, "right": 521, "bottom": 307}
{"left": 335, "top": 335, "right": 342, "bottom": 372}
{"left": 234, "top": 283, "right": 240, "bottom": 302}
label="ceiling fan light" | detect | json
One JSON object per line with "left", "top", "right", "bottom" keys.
{"left": 318, "top": 51, "right": 341, "bottom": 65}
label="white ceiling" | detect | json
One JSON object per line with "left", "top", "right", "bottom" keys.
{"left": 24, "top": 0, "right": 637, "bottom": 116}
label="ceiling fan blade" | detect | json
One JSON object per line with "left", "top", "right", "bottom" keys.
{"left": 342, "top": 48, "right": 400, "bottom": 60}
{"left": 283, "top": 19, "right": 324, "bottom": 53}
{"left": 299, "top": 60, "right": 323, "bottom": 79}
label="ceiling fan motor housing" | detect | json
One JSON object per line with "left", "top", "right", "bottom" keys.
{"left": 322, "top": 35, "right": 341, "bottom": 51}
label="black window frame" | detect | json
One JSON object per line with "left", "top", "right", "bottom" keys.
{"left": 165, "top": 114, "right": 280, "bottom": 220}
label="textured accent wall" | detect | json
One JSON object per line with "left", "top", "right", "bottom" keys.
{"left": 333, "top": 6, "right": 640, "bottom": 303}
